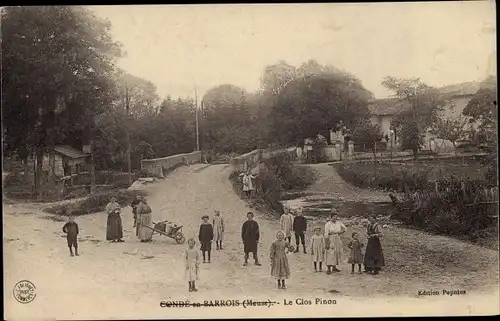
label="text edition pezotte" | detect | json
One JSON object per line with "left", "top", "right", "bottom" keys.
{"left": 418, "top": 289, "right": 466, "bottom": 297}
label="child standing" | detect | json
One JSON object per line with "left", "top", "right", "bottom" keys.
{"left": 198, "top": 215, "right": 214, "bottom": 263}
{"left": 62, "top": 216, "right": 79, "bottom": 257}
{"left": 309, "top": 227, "right": 325, "bottom": 272}
{"left": 348, "top": 232, "right": 364, "bottom": 274}
{"left": 185, "top": 238, "right": 200, "bottom": 292}
{"left": 213, "top": 210, "right": 225, "bottom": 250}
{"left": 270, "top": 230, "right": 293, "bottom": 289}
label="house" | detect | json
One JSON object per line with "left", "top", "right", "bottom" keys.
{"left": 42, "top": 145, "right": 89, "bottom": 177}
{"left": 368, "top": 81, "right": 481, "bottom": 152}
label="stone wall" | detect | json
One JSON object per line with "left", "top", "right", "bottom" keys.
{"left": 230, "top": 147, "right": 297, "bottom": 172}
{"left": 141, "top": 151, "right": 202, "bottom": 176}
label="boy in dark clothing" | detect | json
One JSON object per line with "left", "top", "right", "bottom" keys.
{"left": 241, "top": 212, "right": 261, "bottom": 266}
{"left": 293, "top": 210, "right": 307, "bottom": 253}
{"left": 62, "top": 216, "right": 79, "bottom": 257}
{"left": 198, "top": 215, "right": 214, "bottom": 263}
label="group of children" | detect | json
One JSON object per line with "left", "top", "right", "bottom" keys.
{"left": 60, "top": 206, "right": 384, "bottom": 292}
{"left": 183, "top": 209, "right": 385, "bottom": 292}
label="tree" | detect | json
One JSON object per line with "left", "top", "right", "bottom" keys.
{"left": 116, "top": 71, "right": 161, "bottom": 118}
{"left": 382, "top": 77, "right": 445, "bottom": 159}
{"left": 2, "top": 6, "right": 121, "bottom": 196}
{"left": 430, "top": 115, "right": 469, "bottom": 154}
{"left": 269, "top": 73, "right": 373, "bottom": 145}
{"left": 462, "top": 75, "right": 497, "bottom": 145}
{"left": 351, "top": 120, "right": 384, "bottom": 158}
{"left": 201, "top": 85, "right": 254, "bottom": 154}
{"left": 260, "top": 60, "right": 297, "bottom": 96}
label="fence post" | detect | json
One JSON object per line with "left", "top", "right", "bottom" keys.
{"left": 461, "top": 181, "right": 466, "bottom": 200}
{"left": 434, "top": 181, "right": 439, "bottom": 193}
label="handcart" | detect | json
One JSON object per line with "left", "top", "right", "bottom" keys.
{"left": 138, "top": 220, "right": 186, "bottom": 244}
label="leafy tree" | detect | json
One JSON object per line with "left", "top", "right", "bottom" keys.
{"left": 269, "top": 73, "right": 373, "bottom": 145}
{"left": 201, "top": 85, "right": 254, "bottom": 154}
{"left": 430, "top": 115, "right": 469, "bottom": 154}
{"left": 2, "top": 6, "right": 121, "bottom": 195}
{"left": 260, "top": 60, "right": 297, "bottom": 96}
{"left": 351, "top": 119, "right": 384, "bottom": 158}
{"left": 463, "top": 75, "right": 497, "bottom": 145}
{"left": 382, "top": 77, "right": 445, "bottom": 159}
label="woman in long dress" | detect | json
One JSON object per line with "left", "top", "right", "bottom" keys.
{"left": 324, "top": 211, "right": 347, "bottom": 274}
{"left": 213, "top": 210, "right": 225, "bottom": 250}
{"left": 136, "top": 198, "right": 153, "bottom": 242}
{"left": 106, "top": 196, "right": 124, "bottom": 242}
{"left": 363, "top": 215, "right": 385, "bottom": 275}
{"left": 270, "top": 230, "right": 293, "bottom": 289}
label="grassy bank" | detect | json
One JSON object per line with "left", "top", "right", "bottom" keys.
{"left": 229, "top": 154, "right": 315, "bottom": 217}
{"left": 334, "top": 157, "right": 497, "bottom": 249}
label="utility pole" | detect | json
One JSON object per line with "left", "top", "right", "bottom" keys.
{"left": 125, "top": 81, "right": 132, "bottom": 185}
{"left": 90, "top": 139, "right": 96, "bottom": 195}
{"left": 195, "top": 87, "right": 200, "bottom": 152}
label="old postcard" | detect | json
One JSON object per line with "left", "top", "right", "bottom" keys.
{"left": 2, "top": 2, "right": 498, "bottom": 319}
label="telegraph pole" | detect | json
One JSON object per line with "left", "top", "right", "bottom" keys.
{"left": 195, "top": 87, "right": 200, "bottom": 151}
{"left": 125, "top": 81, "right": 132, "bottom": 185}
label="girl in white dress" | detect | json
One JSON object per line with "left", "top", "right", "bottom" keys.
{"left": 185, "top": 238, "right": 200, "bottom": 292}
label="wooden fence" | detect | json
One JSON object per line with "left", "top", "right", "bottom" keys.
{"left": 230, "top": 147, "right": 297, "bottom": 172}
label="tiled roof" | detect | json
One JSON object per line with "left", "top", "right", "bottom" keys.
{"left": 54, "top": 145, "right": 88, "bottom": 159}
{"left": 367, "top": 98, "right": 411, "bottom": 116}
{"left": 369, "top": 81, "right": 481, "bottom": 116}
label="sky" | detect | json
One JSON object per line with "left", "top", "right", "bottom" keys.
{"left": 91, "top": 2, "right": 496, "bottom": 100}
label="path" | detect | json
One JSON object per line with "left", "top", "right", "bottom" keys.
{"left": 4, "top": 164, "right": 499, "bottom": 319}
{"left": 301, "top": 163, "right": 389, "bottom": 203}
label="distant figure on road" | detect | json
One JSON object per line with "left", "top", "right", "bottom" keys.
{"left": 105, "top": 196, "right": 124, "bottom": 243}
{"left": 324, "top": 210, "right": 347, "bottom": 274}
{"left": 363, "top": 215, "right": 385, "bottom": 275}
{"left": 185, "top": 238, "right": 200, "bottom": 292}
{"left": 213, "top": 210, "right": 225, "bottom": 250}
{"left": 198, "top": 215, "right": 214, "bottom": 263}
{"left": 241, "top": 171, "right": 257, "bottom": 198}
{"left": 62, "top": 215, "right": 79, "bottom": 256}
{"left": 293, "top": 209, "right": 307, "bottom": 253}
{"left": 241, "top": 212, "right": 261, "bottom": 266}
{"left": 136, "top": 198, "right": 153, "bottom": 242}
{"left": 270, "top": 230, "right": 293, "bottom": 289}
{"left": 280, "top": 210, "right": 294, "bottom": 243}
{"left": 131, "top": 195, "right": 142, "bottom": 235}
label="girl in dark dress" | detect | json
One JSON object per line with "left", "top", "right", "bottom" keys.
{"left": 363, "top": 216, "right": 385, "bottom": 274}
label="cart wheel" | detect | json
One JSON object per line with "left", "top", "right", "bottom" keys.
{"left": 175, "top": 232, "right": 186, "bottom": 244}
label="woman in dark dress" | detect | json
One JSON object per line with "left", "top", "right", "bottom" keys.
{"left": 106, "top": 196, "right": 124, "bottom": 242}
{"left": 363, "top": 215, "right": 385, "bottom": 274}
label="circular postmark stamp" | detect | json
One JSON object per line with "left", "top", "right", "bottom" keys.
{"left": 13, "top": 280, "right": 36, "bottom": 304}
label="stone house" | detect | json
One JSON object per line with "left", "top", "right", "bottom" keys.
{"left": 368, "top": 81, "right": 481, "bottom": 153}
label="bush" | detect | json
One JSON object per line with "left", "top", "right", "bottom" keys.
{"left": 391, "top": 178, "right": 498, "bottom": 248}
{"left": 229, "top": 154, "right": 315, "bottom": 215}
{"left": 44, "top": 189, "right": 148, "bottom": 216}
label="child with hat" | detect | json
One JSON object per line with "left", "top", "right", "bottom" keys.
{"left": 309, "top": 226, "right": 325, "bottom": 272}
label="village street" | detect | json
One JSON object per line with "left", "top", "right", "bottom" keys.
{"left": 4, "top": 164, "right": 499, "bottom": 319}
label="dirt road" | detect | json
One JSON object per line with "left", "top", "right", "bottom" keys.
{"left": 4, "top": 164, "right": 499, "bottom": 319}
{"left": 302, "top": 163, "right": 389, "bottom": 203}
